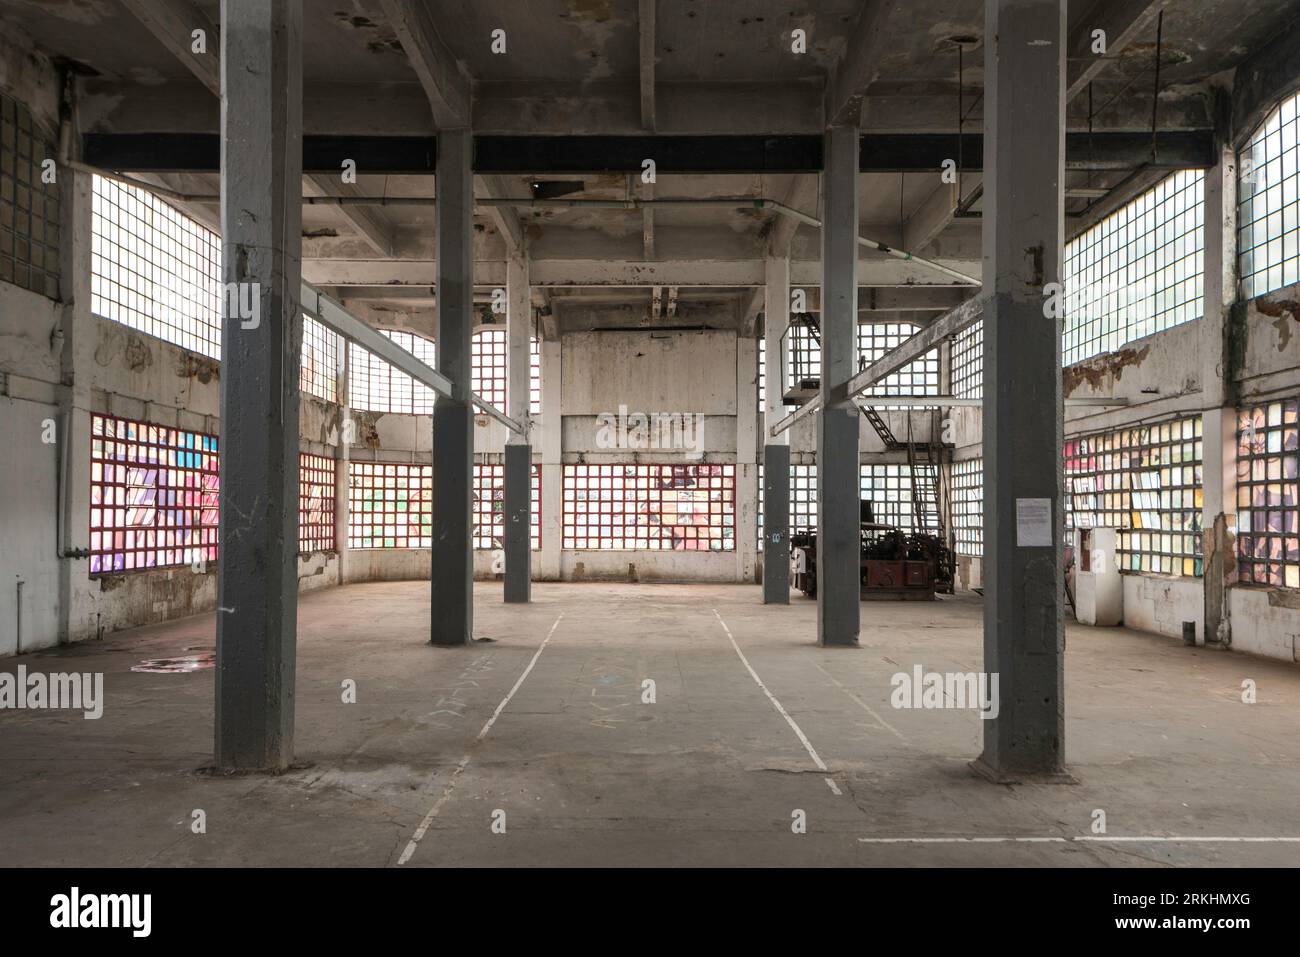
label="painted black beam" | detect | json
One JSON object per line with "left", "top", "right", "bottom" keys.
{"left": 473, "top": 135, "right": 823, "bottom": 173}
{"left": 82, "top": 130, "right": 1216, "bottom": 175}
{"left": 83, "top": 132, "right": 436, "bottom": 174}
{"left": 859, "top": 130, "right": 1216, "bottom": 172}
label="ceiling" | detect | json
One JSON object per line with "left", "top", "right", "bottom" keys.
{"left": 2, "top": 0, "right": 1296, "bottom": 333}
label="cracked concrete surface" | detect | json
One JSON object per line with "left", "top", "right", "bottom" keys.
{"left": 2, "top": 581, "right": 1299, "bottom": 867}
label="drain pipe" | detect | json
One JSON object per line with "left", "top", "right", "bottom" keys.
{"left": 14, "top": 577, "right": 23, "bottom": 655}
{"left": 56, "top": 150, "right": 981, "bottom": 287}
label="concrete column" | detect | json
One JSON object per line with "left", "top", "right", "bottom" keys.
{"left": 504, "top": 253, "right": 531, "bottom": 602}
{"left": 334, "top": 337, "right": 351, "bottom": 583}
{"left": 816, "top": 126, "right": 861, "bottom": 646}
{"left": 762, "top": 254, "right": 792, "bottom": 602}
{"left": 1200, "top": 142, "right": 1239, "bottom": 645}
{"left": 56, "top": 165, "right": 95, "bottom": 645}
{"left": 974, "top": 0, "right": 1067, "bottom": 781}
{"left": 215, "top": 0, "right": 304, "bottom": 770}
{"left": 431, "top": 128, "right": 475, "bottom": 644}
{"left": 539, "top": 337, "right": 563, "bottom": 579}
{"left": 736, "top": 335, "right": 758, "bottom": 582}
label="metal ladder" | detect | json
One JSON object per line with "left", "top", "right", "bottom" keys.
{"left": 904, "top": 412, "right": 943, "bottom": 536}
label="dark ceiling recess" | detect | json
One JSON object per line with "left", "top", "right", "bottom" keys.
{"left": 82, "top": 131, "right": 1216, "bottom": 175}
{"left": 530, "top": 180, "right": 587, "bottom": 200}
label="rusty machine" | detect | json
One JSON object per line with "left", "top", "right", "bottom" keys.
{"left": 779, "top": 312, "right": 956, "bottom": 600}
{"left": 790, "top": 502, "right": 955, "bottom": 601}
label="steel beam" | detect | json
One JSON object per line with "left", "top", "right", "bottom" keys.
{"left": 83, "top": 131, "right": 1215, "bottom": 175}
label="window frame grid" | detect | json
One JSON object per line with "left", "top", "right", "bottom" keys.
{"left": 88, "top": 413, "right": 220, "bottom": 575}
{"left": 1238, "top": 91, "right": 1300, "bottom": 299}
{"left": 348, "top": 330, "right": 438, "bottom": 415}
{"left": 347, "top": 462, "right": 433, "bottom": 549}
{"left": 951, "top": 458, "right": 984, "bottom": 557}
{"left": 952, "top": 319, "right": 983, "bottom": 399}
{"left": 563, "top": 464, "right": 736, "bottom": 551}
{"left": 757, "top": 463, "right": 817, "bottom": 549}
{"left": 472, "top": 463, "right": 542, "bottom": 551}
{"left": 529, "top": 336, "right": 542, "bottom": 414}
{"left": 1064, "top": 416, "right": 1204, "bottom": 577}
{"left": 860, "top": 464, "right": 938, "bottom": 533}
{"left": 300, "top": 314, "right": 340, "bottom": 402}
{"left": 298, "top": 452, "right": 336, "bottom": 555}
{"left": 1063, "top": 169, "right": 1205, "bottom": 365}
{"left": 1235, "top": 397, "right": 1300, "bottom": 589}
{"left": 856, "top": 322, "right": 941, "bottom": 409}
{"left": 91, "top": 174, "right": 222, "bottom": 360}
{"left": 0, "top": 92, "right": 61, "bottom": 299}
{"left": 472, "top": 327, "right": 508, "bottom": 410}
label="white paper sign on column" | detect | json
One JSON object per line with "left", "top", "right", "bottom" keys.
{"left": 1015, "top": 497, "right": 1053, "bottom": 547}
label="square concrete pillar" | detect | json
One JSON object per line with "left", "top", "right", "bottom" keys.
{"left": 974, "top": 0, "right": 1068, "bottom": 781}
{"left": 430, "top": 128, "right": 474, "bottom": 645}
{"left": 504, "top": 253, "right": 531, "bottom": 601}
{"left": 763, "top": 254, "right": 792, "bottom": 602}
{"left": 214, "top": 0, "right": 304, "bottom": 770}
{"left": 503, "top": 443, "right": 531, "bottom": 603}
{"left": 816, "top": 126, "right": 861, "bottom": 646}
{"left": 1200, "top": 144, "right": 1239, "bottom": 646}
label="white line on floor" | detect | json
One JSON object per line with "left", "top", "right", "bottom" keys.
{"left": 711, "top": 608, "right": 830, "bottom": 775}
{"left": 858, "top": 836, "right": 1300, "bottom": 844}
{"left": 858, "top": 837, "right": 1068, "bottom": 843}
{"left": 396, "top": 613, "right": 564, "bottom": 866}
{"left": 823, "top": 777, "right": 842, "bottom": 795}
{"left": 1076, "top": 836, "right": 1300, "bottom": 843}
{"left": 478, "top": 615, "right": 565, "bottom": 742}
{"left": 814, "top": 661, "right": 906, "bottom": 741}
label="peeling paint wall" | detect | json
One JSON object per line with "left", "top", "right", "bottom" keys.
{"left": 0, "top": 299, "right": 346, "bottom": 648}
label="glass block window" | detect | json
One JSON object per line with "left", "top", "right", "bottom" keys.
{"left": 951, "top": 458, "right": 984, "bottom": 557}
{"left": 88, "top": 413, "right": 219, "bottom": 574}
{"left": 471, "top": 329, "right": 542, "bottom": 413}
{"left": 1063, "top": 169, "right": 1204, "bottom": 364}
{"left": 1238, "top": 91, "right": 1300, "bottom": 299}
{"left": 472, "top": 463, "right": 542, "bottom": 550}
{"left": 952, "top": 319, "right": 983, "bottom": 399}
{"left": 563, "top": 464, "right": 735, "bottom": 550}
{"left": 472, "top": 327, "right": 507, "bottom": 408}
{"left": 298, "top": 452, "right": 336, "bottom": 554}
{"left": 91, "top": 174, "right": 222, "bottom": 359}
{"left": 0, "top": 93, "right": 60, "bottom": 298}
{"left": 786, "top": 322, "right": 820, "bottom": 387}
{"left": 860, "top": 464, "right": 938, "bottom": 532}
{"left": 790, "top": 464, "right": 817, "bottom": 534}
{"left": 757, "top": 463, "right": 817, "bottom": 549}
{"left": 347, "top": 462, "right": 433, "bottom": 548}
{"left": 856, "top": 323, "right": 940, "bottom": 408}
{"left": 300, "top": 314, "right": 340, "bottom": 402}
{"left": 757, "top": 338, "right": 766, "bottom": 413}
{"left": 348, "top": 331, "right": 438, "bottom": 414}
{"left": 1235, "top": 397, "right": 1300, "bottom": 588}
{"left": 529, "top": 336, "right": 542, "bottom": 414}
{"left": 1064, "top": 416, "right": 1204, "bottom": 576}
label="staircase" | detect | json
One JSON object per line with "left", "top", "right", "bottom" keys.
{"left": 858, "top": 404, "right": 944, "bottom": 536}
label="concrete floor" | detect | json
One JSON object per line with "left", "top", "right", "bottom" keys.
{"left": 2, "top": 581, "right": 1299, "bottom": 867}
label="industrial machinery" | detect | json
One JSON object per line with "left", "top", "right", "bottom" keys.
{"left": 790, "top": 503, "right": 955, "bottom": 600}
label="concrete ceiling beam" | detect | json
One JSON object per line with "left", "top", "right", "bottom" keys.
{"left": 377, "top": 0, "right": 472, "bottom": 129}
